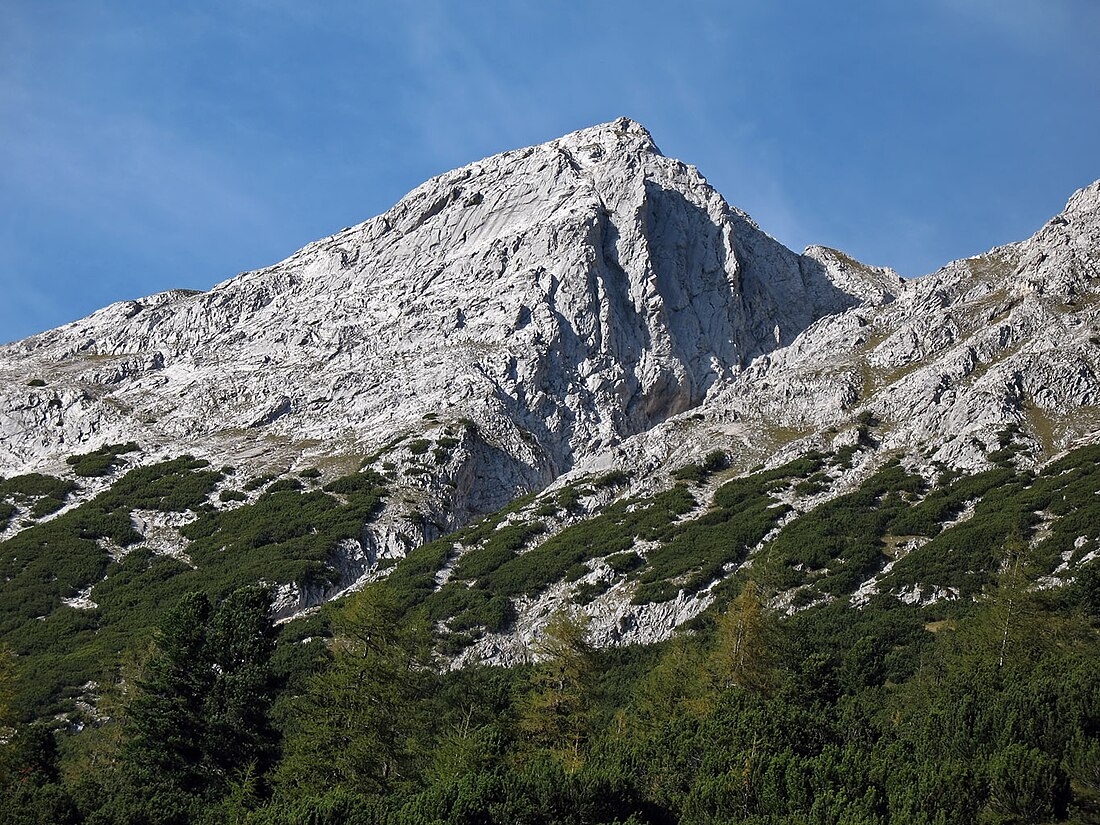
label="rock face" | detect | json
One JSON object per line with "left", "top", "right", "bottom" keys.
{"left": 1, "top": 118, "right": 1098, "bottom": 654}
{"left": 0, "top": 118, "right": 891, "bottom": 509}
{"left": 703, "top": 179, "right": 1100, "bottom": 471}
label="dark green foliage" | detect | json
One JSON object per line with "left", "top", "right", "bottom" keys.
{"left": 181, "top": 471, "right": 387, "bottom": 590}
{"left": 2, "top": 459, "right": 1099, "bottom": 823}
{"left": 448, "top": 591, "right": 516, "bottom": 633}
{"left": 0, "top": 461, "right": 388, "bottom": 718}
{"left": 833, "top": 442, "right": 861, "bottom": 469}
{"left": 0, "top": 458, "right": 216, "bottom": 631}
{"left": 591, "top": 469, "right": 631, "bottom": 488}
{"left": 65, "top": 443, "right": 139, "bottom": 478}
{"left": 987, "top": 423, "right": 1032, "bottom": 467}
{"left": 321, "top": 469, "right": 387, "bottom": 495}
{"left": 25, "top": 378, "right": 46, "bottom": 387}
{"left": 0, "top": 722, "right": 79, "bottom": 824}
{"left": 572, "top": 579, "right": 611, "bottom": 605}
{"left": 889, "top": 445, "right": 1100, "bottom": 594}
{"left": 218, "top": 489, "right": 247, "bottom": 503}
{"left": 422, "top": 582, "right": 516, "bottom": 634}
{"left": 382, "top": 537, "right": 455, "bottom": 614}
{"left": 605, "top": 551, "right": 644, "bottom": 574}
{"left": 758, "top": 458, "right": 923, "bottom": 595}
{"left": 108, "top": 457, "right": 221, "bottom": 513}
{"left": 555, "top": 486, "right": 581, "bottom": 511}
{"left": 987, "top": 744, "right": 1071, "bottom": 821}
{"left": 275, "top": 584, "right": 432, "bottom": 799}
{"left": 480, "top": 486, "right": 696, "bottom": 600}
{"left": 114, "top": 587, "right": 278, "bottom": 817}
{"left": 632, "top": 457, "right": 829, "bottom": 603}
{"left": 264, "top": 477, "right": 304, "bottom": 494}
{"left": 383, "top": 454, "right": 827, "bottom": 615}
{"left": 413, "top": 519, "right": 547, "bottom": 636}
{"left": 674, "top": 451, "right": 728, "bottom": 485}
{"left": 794, "top": 470, "right": 830, "bottom": 496}
{"left": 702, "top": 450, "right": 728, "bottom": 474}
{"left": 243, "top": 474, "right": 274, "bottom": 492}
{"left": 432, "top": 436, "right": 461, "bottom": 465}
{"left": 406, "top": 438, "right": 431, "bottom": 456}
{"left": 889, "top": 467, "right": 1012, "bottom": 538}
{"left": 0, "top": 473, "right": 76, "bottom": 523}
{"left": 672, "top": 462, "right": 705, "bottom": 483}
{"left": 6, "top": 444, "right": 1100, "bottom": 822}
{"left": 298, "top": 468, "right": 322, "bottom": 479}
{"left": 452, "top": 521, "right": 546, "bottom": 580}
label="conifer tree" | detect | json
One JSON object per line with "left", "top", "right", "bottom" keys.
{"left": 128, "top": 591, "right": 214, "bottom": 792}
{"left": 517, "top": 609, "right": 595, "bottom": 772}
{"left": 705, "top": 581, "right": 780, "bottom": 697}
{"left": 631, "top": 635, "right": 708, "bottom": 730}
{"left": 126, "top": 586, "right": 278, "bottom": 796}
{"left": 275, "top": 583, "right": 431, "bottom": 797}
{"left": 0, "top": 644, "right": 15, "bottom": 744}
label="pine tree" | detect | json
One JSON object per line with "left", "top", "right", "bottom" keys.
{"left": 125, "top": 586, "right": 278, "bottom": 796}
{"left": 203, "top": 586, "right": 279, "bottom": 777}
{"left": 128, "top": 591, "right": 214, "bottom": 792}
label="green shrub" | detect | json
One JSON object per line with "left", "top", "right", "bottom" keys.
{"left": 407, "top": 439, "right": 431, "bottom": 456}
{"left": 1, "top": 473, "right": 76, "bottom": 522}
{"left": 266, "top": 478, "right": 305, "bottom": 494}
{"left": 64, "top": 442, "right": 139, "bottom": 477}
{"left": 605, "top": 551, "right": 644, "bottom": 574}
{"left": 572, "top": 579, "right": 611, "bottom": 605}
{"left": 672, "top": 463, "right": 704, "bottom": 484}
{"left": 453, "top": 521, "right": 546, "bottom": 580}
{"left": 758, "top": 459, "right": 923, "bottom": 594}
{"left": 0, "top": 458, "right": 393, "bottom": 718}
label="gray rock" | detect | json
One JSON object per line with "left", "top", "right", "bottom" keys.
{"left": 2, "top": 120, "right": 1098, "bottom": 657}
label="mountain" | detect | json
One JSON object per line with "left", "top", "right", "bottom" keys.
{"left": 1, "top": 119, "right": 1098, "bottom": 698}
{"left": 0, "top": 119, "right": 895, "bottom": 485}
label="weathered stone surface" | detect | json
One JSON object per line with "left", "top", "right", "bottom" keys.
{"left": 0, "top": 117, "right": 888, "bottom": 525}
{"left": 1, "top": 120, "right": 1098, "bottom": 654}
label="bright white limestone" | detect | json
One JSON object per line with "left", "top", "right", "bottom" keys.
{"left": 1, "top": 120, "right": 1098, "bottom": 655}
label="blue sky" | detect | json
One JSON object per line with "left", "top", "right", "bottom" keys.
{"left": 2, "top": 0, "right": 1098, "bottom": 343}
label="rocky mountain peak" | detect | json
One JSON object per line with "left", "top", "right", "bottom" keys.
{"left": 1063, "top": 178, "right": 1100, "bottom": 218}
{"left": 1, "top": 122, "right": 1099, "bottom": 680}
{"left": 0, "top": 121, "right": 881, "bottom": 495}
{"left": 550, "top": 116, "right": 661, "bottom": 158}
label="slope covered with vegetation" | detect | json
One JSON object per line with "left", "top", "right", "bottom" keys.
{"left": 0, "top": 441, "right": 1098, "bottom": 823}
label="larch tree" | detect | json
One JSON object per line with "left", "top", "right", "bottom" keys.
{"left": 705, "top": 581, "right": 780, "bottom": 698}
{"left": 517, "top": 609, "right": 596, "bottom": 772}
{"left": 275, "top": 583, "right": 432, "bottom": 797}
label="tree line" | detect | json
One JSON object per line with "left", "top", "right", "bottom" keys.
{"left": 1, "top": 548, "right": 1098, "bottom": 824}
